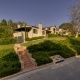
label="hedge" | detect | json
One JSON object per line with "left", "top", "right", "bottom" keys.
{"left": 0, "top": 37, "right": 16, "bottom": 45}
{"left": 0, "top": 49, "right": 21, "bottom": 78}
{"left": 27, "top": 40, "right": 75, "bottom": 65}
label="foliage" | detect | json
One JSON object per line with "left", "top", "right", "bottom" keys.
{"left": 0, "top": 28, "right": 4, "bottom": 33}
{"left": 59, "top": 23, "right": 75, "bottom": 35}
{"left": 0, "top": 37, "right": 16, "bottom": 45}
{"left": 59, "top": 23, "right": 73, "bottom": 30}
{"left": 0, "top": 49, "right": 21, "bottom": 78}
{"left": 0, "top": 28, "right": 5, "bottom": 38}
{"left": 26, "top": 36, "right": 44, "bottom": 41}
{"left": 32, "top": 51, "right": 53, "bottom": 66}
{"left": 68, "top": 37, "right": 80, "bottom": 55}
{"left": 28, "top": 40, "right": 75, "bottom": 65}
{"left": 8, "top": 19, "right": 13, "bottom": 27}
{"left": 1, "top": 19, "right": 7, "bottom": 26}
{"left": 3, "top": 26, "right": 13, "bottom": 37}
{"left": 0, "top": 26, "right": 13, "bottom": 38}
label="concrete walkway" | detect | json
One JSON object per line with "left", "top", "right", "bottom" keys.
{"left": 1, "top": 56, "right": 80, "bottom": 80}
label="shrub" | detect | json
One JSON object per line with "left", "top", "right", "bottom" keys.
{"left": 32, "top": 52, "right": 53, "bottom": 66}
{"left": 0, "top": 28, "right": 4, "bottom": 33}
{"left": 0, "top": 49, "right": 21, "bottom": 78}
{"left": 28, "top": 40, "right": 62, "bottom": 53}
{"left": 2, "top": 51, "right": 19, "bottom": 61}
{"left": 26, "top": 36, "right": 44, "bottom": 41}
{"left": 36, "top": 57, "right": 52, "bottom": 66}
{"left": 0, "top": 37, "right": 16, "bottom": 45}
{"left": 73, "top": 46, "right": 80, "bottom": 55}
{"left": 0, "top": 61, "right": 21, "bottom": 77}
{"left": 68, "top": 37, "right": 80, "bottom": 55}
{"left": 27, "top": 40, "right": 76, "bottom": 65}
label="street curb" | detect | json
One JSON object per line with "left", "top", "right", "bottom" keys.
{"left": 1, "top": 56, "right": 80, "bottom": 80}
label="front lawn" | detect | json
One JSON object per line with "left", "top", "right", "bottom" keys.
{"left": 24, "top": 37, "right": 80, "bottom": 66}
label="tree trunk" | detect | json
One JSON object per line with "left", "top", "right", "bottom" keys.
{"left": 75, "top": 31, "right": 78, "bottom": 38}
{"left": 75, "top": 26, "right": 80, "bottom": 38}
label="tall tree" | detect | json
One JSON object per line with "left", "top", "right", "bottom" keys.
{"left": 59, "top": 23, "right": 75, "bottom": 35}
{"left": 1, "top": 19, "right": 7, "bottom": 26}
{"left": 70, "top": 0, "right": 80, "bottom": 38}
{"left": 8, "top": 19, "right": 13, "bottom": 27}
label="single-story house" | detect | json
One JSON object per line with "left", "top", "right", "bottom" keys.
{"left": 13, "top": 23, "right": 56, "bottom": 43}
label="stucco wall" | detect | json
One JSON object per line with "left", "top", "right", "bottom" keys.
{"left": 13, "top": 32, "right": 25, "bottom": 42}
{"left": 13, "top": 32, "right": 22, "bottom": 37}
{"left": 50, "top": 26, "right": 56, "bottom": 34}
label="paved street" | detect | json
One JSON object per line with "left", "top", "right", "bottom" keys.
{"left": 2, "top": 57, "right": 80, "bottom": 80}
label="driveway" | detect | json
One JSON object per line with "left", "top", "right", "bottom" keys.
{"left": 1, "top": 56, "right": 80, "bottom": 80}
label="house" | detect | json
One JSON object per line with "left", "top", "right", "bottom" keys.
{"left": 56, "top": 28, "right": 71, "bottom": 35}
{"left": 43, "top": 26, "right": 56, "bottom": 34}
{"left": 13, "top": 23, "right": 56, "bottom": 43}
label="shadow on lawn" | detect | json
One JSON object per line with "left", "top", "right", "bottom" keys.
{"left": 68, "top": 37, "right": 80, "bottom": 55}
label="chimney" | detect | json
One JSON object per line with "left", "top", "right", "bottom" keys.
{"left": 38, "top": 23, "right": 42, "bottom": 36}
{"left": 38, "top": 23, "right": 42, "bottom": 29}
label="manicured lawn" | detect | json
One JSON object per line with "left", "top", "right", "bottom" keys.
{"left": 23, "top": 36, "right": 67, "bottom": 47}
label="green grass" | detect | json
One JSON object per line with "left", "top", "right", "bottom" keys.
{"left": 0, "top": 44, "right": 13, "bottom": 50}
{"left": 23, "top": 36, "right": 67, "bottom": 47}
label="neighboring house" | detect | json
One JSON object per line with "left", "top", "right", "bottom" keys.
{"left": 13, "top": 23, "right": 56, "bottom": 43}
{"left": 43, "top": 26, "right": 56, "bottom": 34}
{"left": 56, "top": 28, "right": 71, "bottom": 35}
{"left": 56, "top": 28, "right": 63, "bottom": 35}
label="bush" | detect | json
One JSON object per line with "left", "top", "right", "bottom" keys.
{"left": 2, "top": 51, "right": 19, "bottom": 61}
{"left": 0, "top": 49, "right": 21, "bottom": 78}
{"left": 0, "top": 37, "right": 16, "bottom": 45}
{"left": 0, "top": 61, "right": 21, "bottom": 77}
{"left": 32, "top": 52, "right": 53, "bottom": 66}
{"left": 0, "top": 28, "right": 4, "bottom": 33}
{"left": 26, "top": 36, "right": 44, "bottom": 41}
{"left": 28, "top": 40, "right": 62, "bottom": 53}
{"left": 27, "top": 40, "right": 75, "bottom": 65}
{"left": 68, "top": 37, "right": 80, "bottom": 55}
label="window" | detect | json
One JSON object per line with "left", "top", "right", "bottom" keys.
{"left": 33, "top": 29, "right": 38, "bottom": 34}
{"left": 42, "top": 31, "right": 45, "bottom": 35}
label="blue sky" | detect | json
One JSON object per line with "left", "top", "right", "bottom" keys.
{"left": 0, "top": 0, "right": 76, "bottom": 27}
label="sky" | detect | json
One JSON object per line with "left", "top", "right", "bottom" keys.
{"left": 0, "top": 0, "right": 76, "bottom": 27}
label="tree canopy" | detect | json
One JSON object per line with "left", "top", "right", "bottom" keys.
{"left": 59, "top": 23, "right": 73, "bottom": 30}
{"left": 59, "top": 23, "right": 75, "bottom": 35}
{"left": 1, "top": 19, "right": 7, "bottom": 26}
{"left": 8, "top": 19, "right": 13, "bottom": 27}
